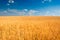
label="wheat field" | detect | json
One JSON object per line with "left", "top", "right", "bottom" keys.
{"left": 0, "top": 16, "right": 60, "bottom": 40}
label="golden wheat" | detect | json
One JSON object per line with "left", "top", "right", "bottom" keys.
{"left": 0, "top": 16, "right": 60, "bottom": 40}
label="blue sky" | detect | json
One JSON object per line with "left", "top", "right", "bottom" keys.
{"left": 0, "top": 0, "right": 60, "bottom": 16}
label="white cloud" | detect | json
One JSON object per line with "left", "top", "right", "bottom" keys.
{"left": 0, "top": 8, "right": 60, "bottom": 16}
{"left": 0, "top": 9, "right": 40, "bottom": 16}
{"left": 49, "top": 0, "right": 52, "bottom": 2}
{"left": 42, "top": 0, "right": 52, "bottom": 3}
{"left": 8, "top": 0, "right": 14, "bottom": 3}
{"left": 28, "top": 10, "right": 36, "bottom": 16}
{"left": 24, "top": 9, "right": 28, "bottom": 12}
{"left": 42, "top": 1, "right": 45, "bottom": 3}
{"left": 7, "top": 3, "right": 10, "bottom": 6}
{"left": 45, "top": 11, "right": 55, "bottom": 16}
{"left": 44, "top": 10, "right": 60, "bottom": 16}
{"left": 7, "top": 0, "right": 15, "bottom": 6}
{"left": 28, "top": 10, "right": 39, "bottom": 16}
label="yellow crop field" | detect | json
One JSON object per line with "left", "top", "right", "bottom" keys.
{"left": 0, "top": 16, "right": 60, "bottom": 40}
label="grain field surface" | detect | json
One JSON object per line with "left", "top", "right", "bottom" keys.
{"left": 0, "top": 16, "right": 60, "bottom": 40}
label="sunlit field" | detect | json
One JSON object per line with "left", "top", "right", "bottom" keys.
{"left": 0, "top": 16, "right": 60, "bottom": 40}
